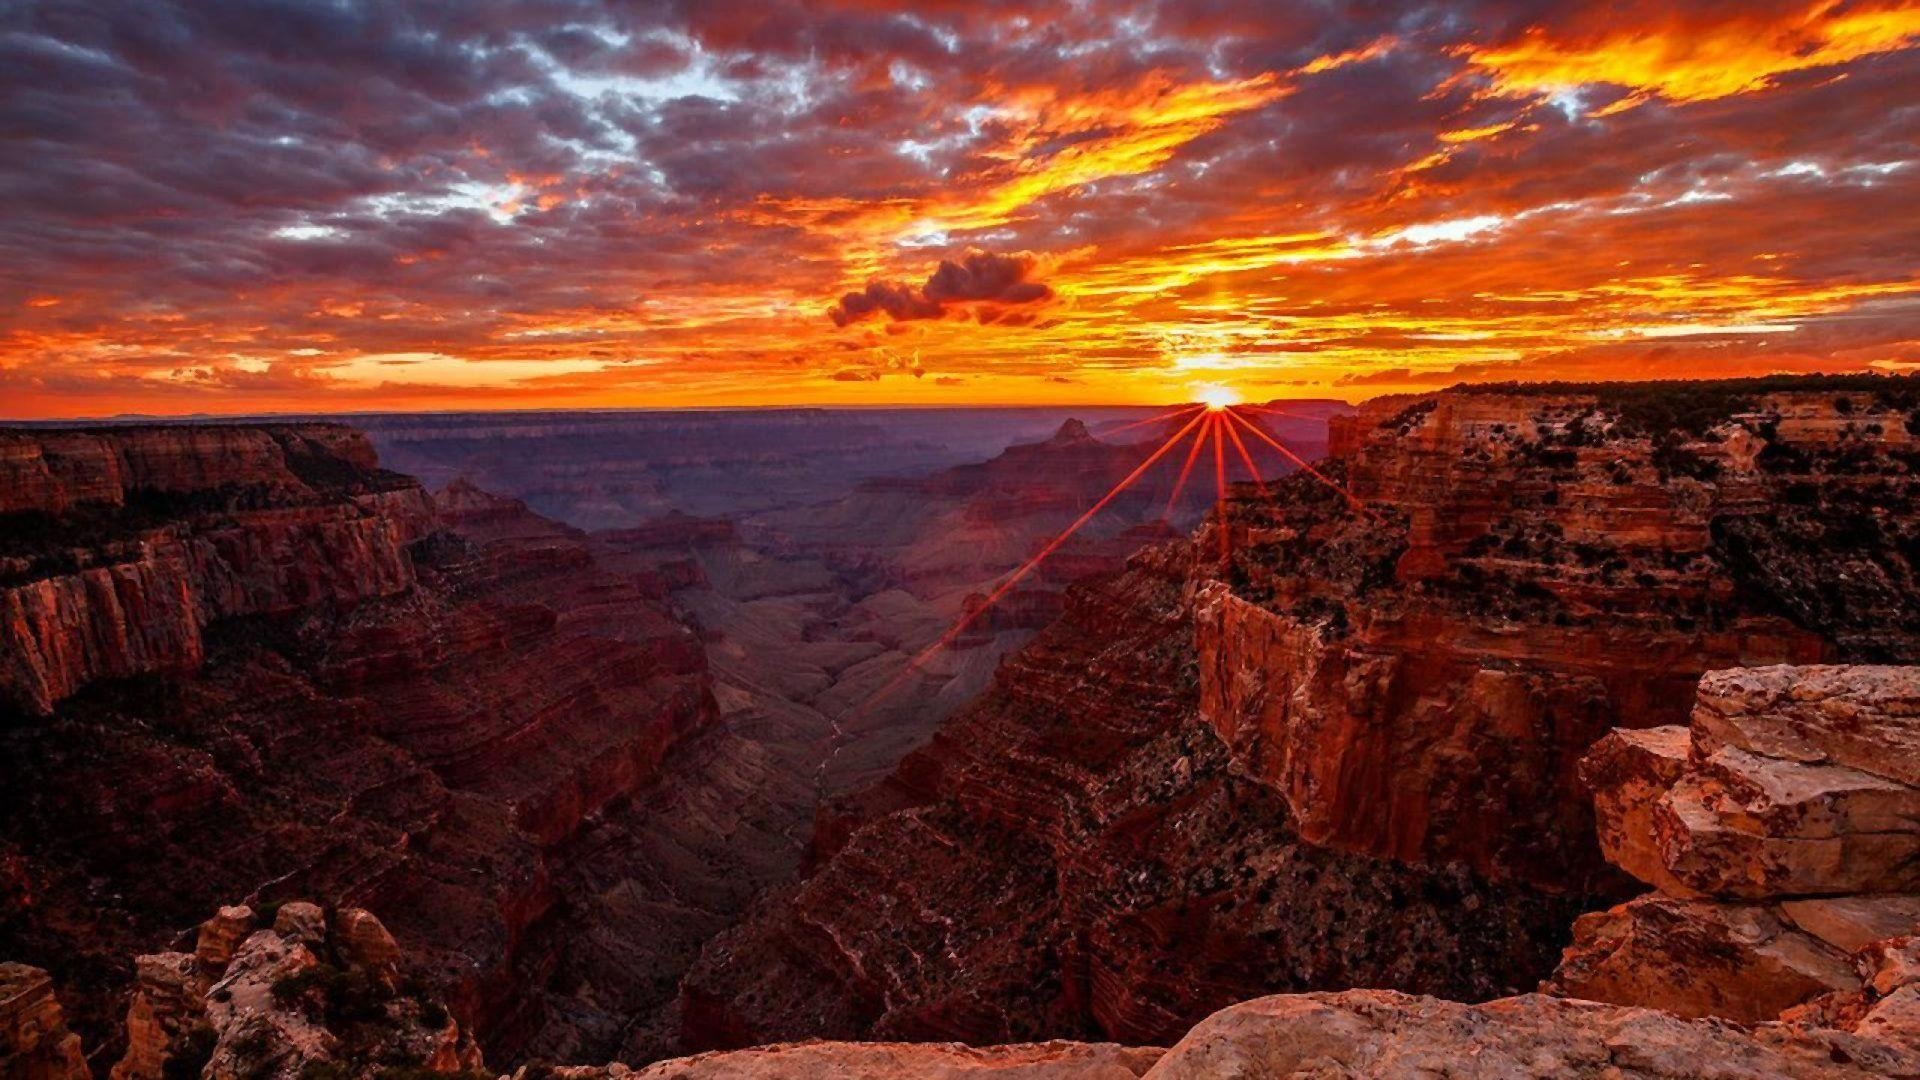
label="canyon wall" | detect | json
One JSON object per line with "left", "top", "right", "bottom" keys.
{"left": 0, "top": 413, "right": 1311, "bottom": 1071}
{"left": 24, "top": 660, "right": 1919, "bottom": 1078}
{"left": 0, "top": 425, "right": 433, "bottom": 717}
{"left": 682, "top": 378, "right": 1920, "bottom": 1052}
{"left": 0, "top": 424, "right": 719, "bottom": 1066}
{"left": 1195, "top": 384, "right": 1920, "bottom": 889}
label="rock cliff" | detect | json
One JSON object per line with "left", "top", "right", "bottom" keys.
{"left": 0, "top": 963, "right": 88, "bottom": 1080}
{"left": 20, "top": 658, "right": 1920, "bottom": 1079}
{"left": 682, "top": 377, "right": 1920, "bottom": 1052}
{"left": 1202, "top": 380, "right": 1920, "bottom": 889}
{"left": 0, "top": 425, "right": 432, "bottom": 717}
{"left": 1550, "top": 663, "right": 1920, "bottom": 1022}
{"left": 0, "top": 425, "right": 718, "bottom": 1066}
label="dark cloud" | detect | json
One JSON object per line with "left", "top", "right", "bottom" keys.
{"left": 828, "top": 250, "right": 1054, "bottom": 326}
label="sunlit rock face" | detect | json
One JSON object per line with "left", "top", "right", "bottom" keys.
{"left": 0, "top": 424, "right": 718, "bottom": 1066}
{"left": 0, "top": 425, "right": 433, "bottom": 716}
{"left": 0, "top": 963, "right": 89, "bottom": 1080}
{"left": 1551, "top": 663, "right": 1920, "bottom": 1023}
{"left": 685, "top": 378, "right": 1920, "bottom": 1053}
{"left": 1199, "top": 382, "right": 1920, "bottom": 889}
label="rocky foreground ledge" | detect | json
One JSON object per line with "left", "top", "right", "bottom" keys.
{"left": 8, "top": 664, "right": 1918, "bottom": 1078}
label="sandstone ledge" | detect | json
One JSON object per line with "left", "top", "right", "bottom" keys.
{"left": 533, "top": 989, "right": 1920, "bottom": 1080}
{"left": 1555, "top": 664, "right": 1920, "bottom": 1022}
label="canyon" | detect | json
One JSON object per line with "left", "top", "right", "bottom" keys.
{"left": 682, "top": 376, "right": 1920, "bottom": 1052}
{"left": 4, "top": 377, "right": 1919, "bottom": 1077}
{"left": 0, "top": 423, "right": 716, "bottom": 1070}
{"left": 9, "top": 660, "right": 1918, "bottom": 1078}
{"left": 0, "top": 406, "right": 1336, "bottom": 1072}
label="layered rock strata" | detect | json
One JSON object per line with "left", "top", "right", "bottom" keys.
{"left": 0, "top": 426, "right": 717, "bottom": 1067}
{"left": 1, "top": 425, "right": 432, "bottom": 717}
{"left": 0, "top": 963, "right": 89, "bottom": 1080}
{"left": 1550, "top": 664, "right": 1920, "bottom": 1022}
{"left": 683, "top": 378, "right": 1920, "bottom": 1052}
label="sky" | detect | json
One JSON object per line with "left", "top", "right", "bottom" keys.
{"left": 2, "top": 0, "right": 1918, "bottom": 417}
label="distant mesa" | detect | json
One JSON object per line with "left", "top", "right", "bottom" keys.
{"left": 1049, "top": 418, "right": 1094, "bottom": 443}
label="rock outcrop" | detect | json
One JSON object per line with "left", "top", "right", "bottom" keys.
{"left": 1201, "top": 382, "right": 1920, "bottom": 890}
{"left": 585, "top": 1040, "right": 1163, "bottom": 1079}
{"left": 29, "top": 888, "right": 1920, "bottom": 1080}
{"left": 1137, "top": 988, "right": 1918, "bottom": 1079}
{"left": 683, "top": 377, "right": 1920, "bottom": 1052}
{"left": 107, "top": 902, "right": 483, "bottom": 1080}
{"left": 1550, "top": 664, "right": 1920, "bottom": 1022}
{"left": 0, "top": 963, "right": 88, "bottom": 1080}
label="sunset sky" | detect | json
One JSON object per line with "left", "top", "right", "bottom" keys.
{"left": 3, "top": 1, "right": 1918, "bottom": 416}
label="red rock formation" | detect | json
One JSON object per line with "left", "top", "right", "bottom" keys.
{"left": 1138, "top": 989, "right": 1918, "bottom": 1079}
{"left": 683, "top": 378, "right": 1920, "bottom": 1053}
{"left": 34, "top": 895, "right": 1920, "bottom": 1080}
{"left": 0, "top": 425, "right": 379, "bottom": 515}
{"left": 0, "top": 964, "right": 89, "bottom": 1080}
{"left": 104, "top": 901, "right": 483, "bottom": 1080}
{"left": 1199, "top": 384, "right": 1920, "bottom": 888}
{"left": 1, "top": 425, "right": 431, "bottom": 716}
{"left": 0, "top": 425, "right": 718, "bottom": 1068}
{"left": 1551, "top": 664, "right": 1920, "bottom": 1022}
{"left": 680, "top": 554, "right": 1591, "bottom": 1052}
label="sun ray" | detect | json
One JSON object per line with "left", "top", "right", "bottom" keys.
{"left": 1223, "top": 412, "right": 1267, "bottom": 497}
{"left": 1107, "top": 403, "right": 1205, "bottom": 436}
{"left": 1225, "top": 407, "right": 1382, "bottom": 522}
{"left": 849, "top": 408, "right": 1212, "bottom": 718}
{"left": 1212, "top": 413, "right": 1230, "bottom": 561}
{"left": 1163, "top": 413, "right": 1210, "bottom": 517}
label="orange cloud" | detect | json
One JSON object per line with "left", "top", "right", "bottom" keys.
{"left": 4, "top": 2, "right": 1918, "bottom": 417}
{"left": 1463, "top": 1, "right": 1920, "bottom": 114}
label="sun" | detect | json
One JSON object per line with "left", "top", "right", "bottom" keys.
{"left": 1194, "top": 383, "right": 1242, "bottom": 411}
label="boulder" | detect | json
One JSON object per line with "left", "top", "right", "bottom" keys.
{"left": 1558, "top": 665, "right": 1920, "bottom": 1021}
{"left": 195, "top": 905, "right": 255, "bottom": 974}
{"left": 1581, "top": 726, "right": 1693, "bottom": 894}
{"left": 1691, "top": 666, "right": 1920, "bottom": 786}
{"left": 271, "top": 901, "right": 327, "bottom": 945}
{"left": 1546, "top": 896, "right": 1859, "bottom": 1021}
{"left": 1653, "top": 748, "right": 1920, "bottom": 898}
{"left": 334, "top": 907, "right": 401, "bottom": 987}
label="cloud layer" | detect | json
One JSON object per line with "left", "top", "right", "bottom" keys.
{"left": 1, "top": 0, "right": 1916, "bottom": 415}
